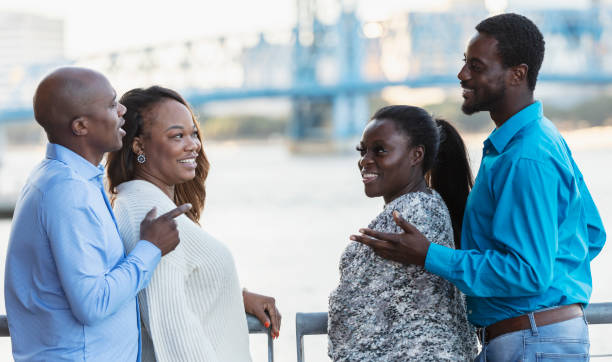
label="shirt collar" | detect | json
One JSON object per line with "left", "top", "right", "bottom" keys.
{"left": 486, "top": 101, "right": 543, "bottom": 153}
{"left": 46, "top": 143, "right": 104, "bottom": 181}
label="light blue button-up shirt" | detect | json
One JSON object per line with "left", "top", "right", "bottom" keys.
{"left": 5, "top": 143, "right": 161, "bottom": 361}
{"left": 425, "top": 101, "right": 606, "bottom": 327}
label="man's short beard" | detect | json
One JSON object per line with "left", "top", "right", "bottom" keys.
{"left": 461, "top": 84, "right": 506, "bottom": 116}
{"left": 461, "top": 103, "right": 480, "bottom": 115}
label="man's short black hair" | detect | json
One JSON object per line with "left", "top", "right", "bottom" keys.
{"left": 476, "top": 13, "right": 545, "bottom": 91}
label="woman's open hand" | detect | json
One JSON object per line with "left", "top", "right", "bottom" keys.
{"left": 243, "top": 290, "right": 281, "bottom": 338}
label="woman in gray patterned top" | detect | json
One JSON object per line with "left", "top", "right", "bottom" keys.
{"left": 328, "top": 105, "right": 478, "bottom": 361}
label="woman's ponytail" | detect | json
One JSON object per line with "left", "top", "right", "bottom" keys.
{"left": 427, "top": 119, "right": 473, "bottom": 248}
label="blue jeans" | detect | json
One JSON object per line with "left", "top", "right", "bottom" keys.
{"left": 474, "top": 311, "right": 590, "bottom": 361}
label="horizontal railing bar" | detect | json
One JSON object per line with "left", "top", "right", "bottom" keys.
{"left": 0, "top": 313, "right": 273, "bottom": 361}
{"left": 296, "top": 312, "right": 328, "bottom": 335}
{"left": 295, "top": 303, "right": 612, "bottom": 337}
{"left": 584, "top": 302, "right": 612, "bottom": 324}
{"left": 295, "top": 303, "right": 612, "bottom": 362}
{"left": 0, "top": 313, "right": 271, "bottom": 336}
{"left": 1, "top": 303, "right": 611, "bottom": 362}
{"left": 246, "top": 313, "right": 269, "bottom": 333}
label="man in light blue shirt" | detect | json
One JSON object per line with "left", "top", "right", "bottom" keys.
{"left": 5, "top": 67, "right": 190, "bottom": 361}
{"left": 353, "top": 14, "right": 605, "bottom": 360}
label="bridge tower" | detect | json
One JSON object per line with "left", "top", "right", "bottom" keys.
{"left": 589, "top": 0, "right": 604, "bottom": 74}
{"left": 291, "top": 0, "right": 329, "bottom": 142}
{"left": 332, "top": 3, "right": 369, "bottom": 146}
{"left": 291, "top": 0, "right": 368, "bottom": 148}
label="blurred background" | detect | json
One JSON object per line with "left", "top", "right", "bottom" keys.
{"left": 1, "top": 0, "right": 611, "bottom": 360}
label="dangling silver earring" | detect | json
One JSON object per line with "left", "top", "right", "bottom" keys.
{"left": 136, "top": 153, "right": 146, "bottom": 164}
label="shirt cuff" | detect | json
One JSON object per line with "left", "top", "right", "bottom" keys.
{"left": 424, "top": 242, "right": 454, "bottom": 279}
{"left": 131, "top": 240, "right": 162, "bottom": 270}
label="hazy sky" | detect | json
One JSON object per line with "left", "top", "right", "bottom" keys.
{"left": 0, "top": 0, "right": 597, "bottom": 57}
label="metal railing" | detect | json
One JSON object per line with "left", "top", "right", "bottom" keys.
{"left": 3, "top": 303, "right": 612, "bottom": 362}
{"left": 296, "top": 312, "right": 328, "bottom": 362}
{"left": 0, "top": 313, "right": 274, "bottom": 362}
{"left": 247, "top": 313, "right": 275, "bottom": 362}
{"left": 295, "top": 302, "right": 612, "bottom": 362}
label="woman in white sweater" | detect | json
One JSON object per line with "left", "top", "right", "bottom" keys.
{"left": 106, "top": 86, "right": 281, "bottom": 362}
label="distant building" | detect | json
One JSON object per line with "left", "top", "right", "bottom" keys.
{"left": 0, "top": 12, "right": 64, "bottom": 108}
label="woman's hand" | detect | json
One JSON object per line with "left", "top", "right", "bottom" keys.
{"left": 243, "top": 290, "right": 281, "bottom": 338}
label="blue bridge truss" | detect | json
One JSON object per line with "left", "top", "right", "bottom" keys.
{"left": 1, "top": 5, "right": 611, "bottom": 141}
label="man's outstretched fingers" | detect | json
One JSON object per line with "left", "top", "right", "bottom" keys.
{"left": 350, "top": 233, "right": 369, "bottom": 245}
{"left": 351, "top": 233, "right": 386, "bottom": 248}
{"left": 144, "top": 207, "right": 157, "bottom": 221}
{"left": 160, "top": 203, "right": 192, "bottom": 219}
{"left": 392, "top": 210, "right": 418, "bottom": 234}
{"left": 358, "top": 228, "right": 400, "bottom": 243}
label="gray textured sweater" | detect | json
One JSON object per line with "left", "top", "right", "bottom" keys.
{"left": 328, "top": 191, "right": 478, "bottom": 361}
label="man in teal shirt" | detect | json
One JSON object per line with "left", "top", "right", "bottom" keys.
{"left": 353, "top": 13, "right": 606, "bottom": 360}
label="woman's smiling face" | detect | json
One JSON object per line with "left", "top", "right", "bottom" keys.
{"left": 357, "top": 118, "right": 420, "bottom": 204}
{"left": 134, "top": 99, "right": 201, "bottom": 190}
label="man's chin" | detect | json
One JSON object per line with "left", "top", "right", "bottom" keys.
{"left": 461, "top": 102, "right": 481, "bottom": 115}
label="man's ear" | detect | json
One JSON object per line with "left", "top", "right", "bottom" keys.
{"left": 132, "top": 136, "right": 144, "bottom": 155}
{"left": 71, "top": 117, "right": 88, "bottom": 136}
{"left": 509, "top": 64, "right": 528, "bottom": 86}
{"left": 411, "top": 145, "right": 425, "bottom": 167}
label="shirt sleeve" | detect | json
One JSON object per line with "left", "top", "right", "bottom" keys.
{"left": 425, "top": 158, "right": 559, "bottom": 298}
{"left": 570, "top": 158, "right": 606, "bottom": 261}
{"left": 42, "top": 180, "right": 161, "bottom": 325}
{"left": 141, "top": 260, "right": 219, "bottom": 362}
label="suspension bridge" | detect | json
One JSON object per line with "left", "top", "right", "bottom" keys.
{"left": 1, "top": 2, "right": 611, "bottom": 143}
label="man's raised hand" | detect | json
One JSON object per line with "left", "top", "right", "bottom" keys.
{"left": 140, "top": 204, "right": 192, "bottom": 256}
{"left": 350, "top": 210, "right": 431, "bottom": 266}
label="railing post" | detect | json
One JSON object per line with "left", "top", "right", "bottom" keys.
{"left": 296, "top": 312, "right": 328, "bottom": 362}
{"left": 0, "top": 315, "right": 8, "bottom": 337}
{"left": 268, "top": 328, "right": 274, "bottom": 362}
{"left": 246, "top": 313, "right": 274, "bottom": 362}
{"left": 296, "top": 313, "right": 306, "bottom": 362}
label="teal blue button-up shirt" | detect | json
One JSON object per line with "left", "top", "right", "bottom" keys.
{"left": 5, "top": 143, "right": 161, "bottom": 361}
{"left": 425, "top": 101, "right": 606, "bottom": 327}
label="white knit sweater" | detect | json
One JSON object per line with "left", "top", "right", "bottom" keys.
{"left": 113, "top": 180, "right": 252, "bottom": 362}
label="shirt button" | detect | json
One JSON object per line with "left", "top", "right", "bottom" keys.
{"left": 468, "top": 310, "right": 472, "bottom": 314}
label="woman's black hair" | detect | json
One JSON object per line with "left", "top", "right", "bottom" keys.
{"left": 371, "top": 105, "right": 474, "bottom": 248}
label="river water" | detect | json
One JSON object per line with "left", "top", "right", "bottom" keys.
{"left": 0, "top": 131, "right": 611, "bottom": 361}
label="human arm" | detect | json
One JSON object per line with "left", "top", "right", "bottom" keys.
{"left": 428, "top": 159, "right": 559, "bottom": 297}
{"left": 43, "top": 180, "right": 161, "bottom": 325}
{"left": 571, "top": 158, "right": 606, "bottom": 260}
{"left": 242, "top": 289, "right": 281, "bottom": 338}
{"left": 355, "top": 159, "right": 561, "bottom": 298}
